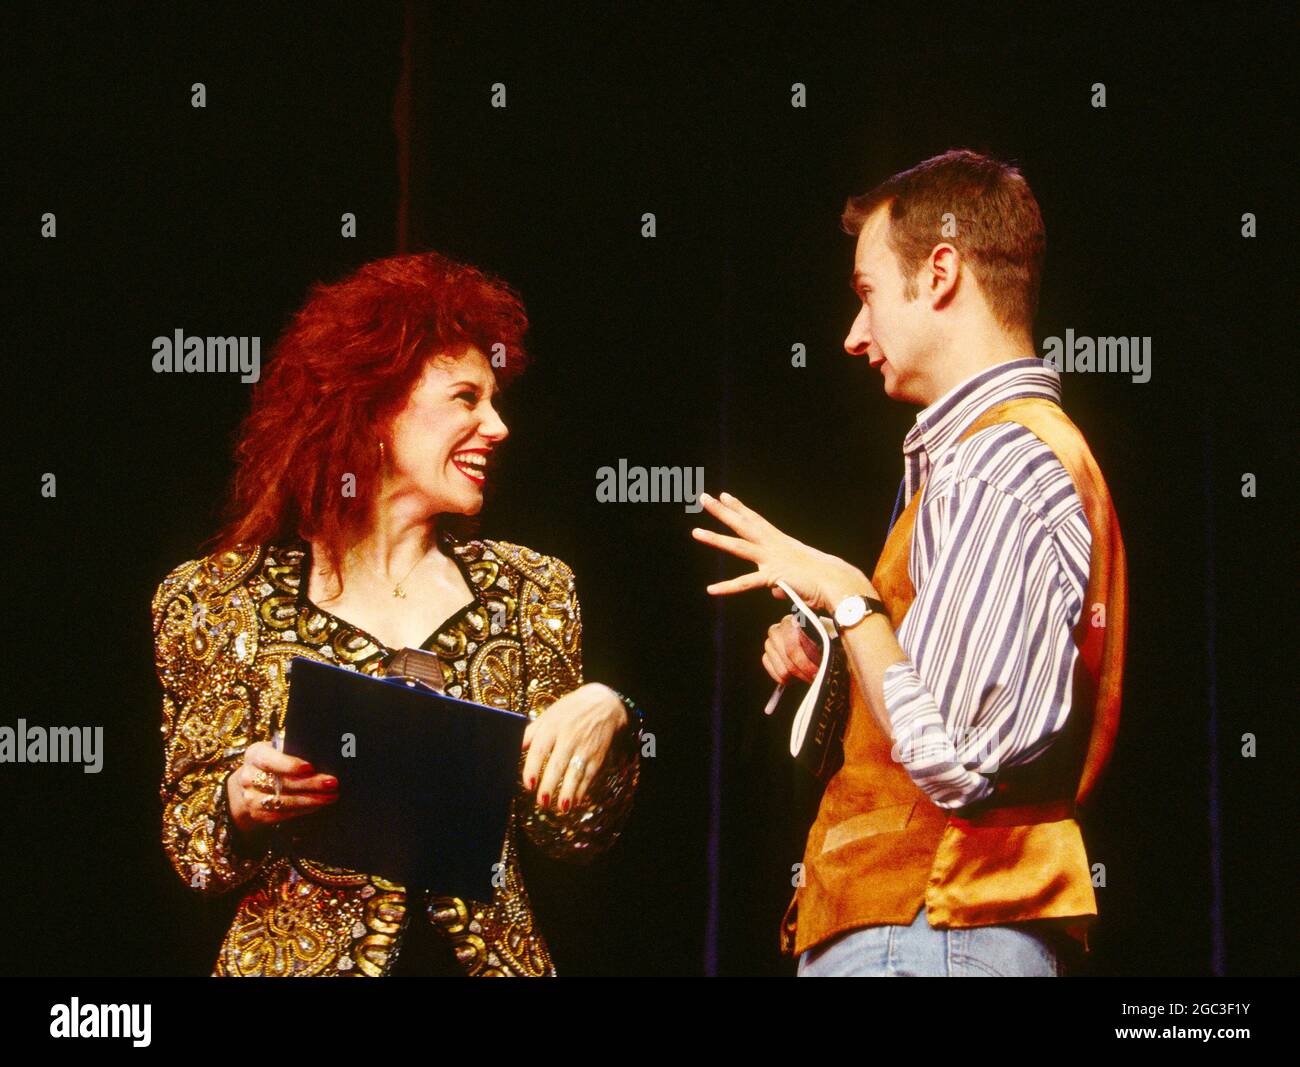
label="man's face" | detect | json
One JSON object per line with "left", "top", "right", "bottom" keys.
{"left": 843, "top": 204, "right": 933, "bottom": 403}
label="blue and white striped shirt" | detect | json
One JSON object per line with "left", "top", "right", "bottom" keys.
{"left": 879, "top": 358, "right": 1092, "bottom": 810}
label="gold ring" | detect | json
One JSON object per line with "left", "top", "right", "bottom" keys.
{"left": 260, "top": 795, "right": 282, "bottom": 812}
{"left": 251, "top": 770, "right": 278, "bottom": 792}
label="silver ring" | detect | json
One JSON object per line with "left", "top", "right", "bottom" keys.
{"left": 568, "top": 755, "right": 586, "bottom": 772}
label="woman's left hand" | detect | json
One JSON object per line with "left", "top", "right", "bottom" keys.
{"left": 522, "top": 683, "right": 630, "bottom": 813}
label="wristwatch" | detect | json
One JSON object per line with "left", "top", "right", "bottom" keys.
{"left": 833, "top": 592, "right": 888, "bottom": 630}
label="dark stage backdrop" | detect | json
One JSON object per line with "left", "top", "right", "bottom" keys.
{"left": 4, "top": 3, "right": 1293, "bottom": 977}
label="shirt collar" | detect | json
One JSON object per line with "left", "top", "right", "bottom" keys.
{"left": 903, "top": 357, "right": 1061, "bottom": 467}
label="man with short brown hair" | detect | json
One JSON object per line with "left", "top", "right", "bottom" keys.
{"left": 694, "top": 148, "right": 1126, "bottom": 976}
{"left": 841, "top": 148, "right": 1045, "bottom": 338}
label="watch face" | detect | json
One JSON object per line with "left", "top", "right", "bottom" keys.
{"left": 835, "top": 596, "right": 867, "bottom": 628}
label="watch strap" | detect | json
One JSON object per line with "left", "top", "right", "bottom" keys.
{"left": 862, "top": 595, "right": 887, "bottom": 617}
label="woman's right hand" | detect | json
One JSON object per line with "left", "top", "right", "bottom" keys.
{"left": 227, "top": 741, "right": 338, "bottom": 834}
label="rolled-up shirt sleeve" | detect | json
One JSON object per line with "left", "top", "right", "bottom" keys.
{"left": 881, "top": 442, "right": 1091, "bottom": 810}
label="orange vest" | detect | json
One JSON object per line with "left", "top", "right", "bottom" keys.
{"left": 781, "top": 396, "right": 1127, "bottom": 958}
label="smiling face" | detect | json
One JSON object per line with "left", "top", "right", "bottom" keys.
{"left": 842, "top": 203, "right": 937, "bottom": 404}
{"left": 384, "top": 345, "right": 508, "bottom": 518}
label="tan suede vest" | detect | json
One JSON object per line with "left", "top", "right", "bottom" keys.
{"left": 781, "top": 396, "right": 1127, "bottom": 957}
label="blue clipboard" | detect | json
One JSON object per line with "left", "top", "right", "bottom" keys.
{"left": 281, "top": 655, "right": 528, "bottom": 900}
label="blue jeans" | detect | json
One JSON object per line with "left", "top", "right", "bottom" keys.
{"left": 797, "top": 907, "right": 1063, "bottom": 976}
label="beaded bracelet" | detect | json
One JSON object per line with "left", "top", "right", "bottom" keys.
{"left": 606, "top": 686, "right": 644, "bottom": 737}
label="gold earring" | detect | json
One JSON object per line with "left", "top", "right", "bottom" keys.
{"left": 379, "top": 440, "right": 386, "bottom": 463}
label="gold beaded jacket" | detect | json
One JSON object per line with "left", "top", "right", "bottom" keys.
{"left": 152, "top": 535, "right": 639, "bottom": 977}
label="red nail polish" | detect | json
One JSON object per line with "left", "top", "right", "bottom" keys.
{"left": 540, "top": 793, "right": 548, "bottom": 808}
{"left": 563, "top": 799, "right": 570, "bottom": 812}
{"left": 529, "top": 776, "right": 536, "bottom": 790}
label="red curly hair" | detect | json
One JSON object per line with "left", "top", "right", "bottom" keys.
{"left": 207, "top": 251, "right": 529, "bottom": 587}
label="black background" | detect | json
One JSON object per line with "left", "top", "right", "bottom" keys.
{"left": 4, "top": 1, "right": 1294, "bottom": 977}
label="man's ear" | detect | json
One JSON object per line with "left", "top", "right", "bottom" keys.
{"left": 927, "top": 243, "right": 960, "bottom": 312}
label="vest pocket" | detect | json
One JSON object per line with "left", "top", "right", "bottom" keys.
{"left": 821, "top": 801, "right": 916, "bottom": 854}
{"left": 925, "top": 819, "right": 1097, "bottom": 925}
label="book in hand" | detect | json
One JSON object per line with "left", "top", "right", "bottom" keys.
{"left": 281, "top": 655, "right": 528, "bottom": 900}
{"left": 763, "top": 580, "right": 850, "bottom": 781}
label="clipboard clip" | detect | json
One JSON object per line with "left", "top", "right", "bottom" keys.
{"left": 381, "top": 647, "right": 448, "bottom": 694}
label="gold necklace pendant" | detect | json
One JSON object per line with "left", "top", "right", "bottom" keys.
{"left": 345, "top": 538, "right": 433, "bottom": 601}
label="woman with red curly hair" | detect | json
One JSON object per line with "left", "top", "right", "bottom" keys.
{"left": 151, "top": 251, "right": 641, "bottom": 976}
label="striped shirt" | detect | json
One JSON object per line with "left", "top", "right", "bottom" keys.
{"left": 879, "top": 358, "right": 1092, "bottom": 810}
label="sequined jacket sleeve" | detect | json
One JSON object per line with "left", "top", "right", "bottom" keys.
{"left": 504, "top": 547, "right": 640, "bottom": 862}
{"left": 152, "top": 552, "right": 273, "bottom": 894}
